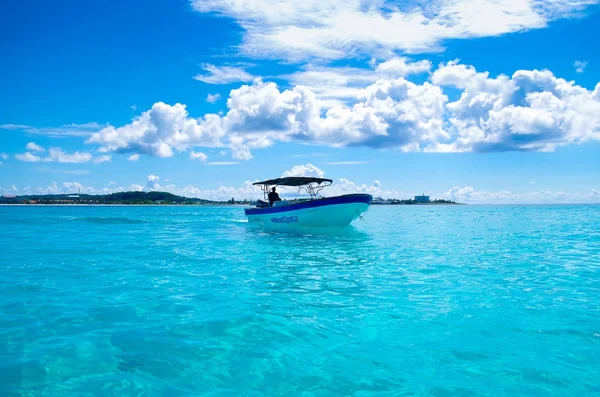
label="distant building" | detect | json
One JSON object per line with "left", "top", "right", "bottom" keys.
{"left": 373, "top": 197, "right": 391, "bottom": 205}
{"left": 415, "top": 194, "right": 430, "bottom": 203}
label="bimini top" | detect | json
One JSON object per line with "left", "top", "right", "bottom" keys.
{"left": 253, "top": 177, "right": 333, "bottom": 187}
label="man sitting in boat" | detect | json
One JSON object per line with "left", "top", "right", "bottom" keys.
{"left": 268, "top": 187, "right": 281, "bottom": 206}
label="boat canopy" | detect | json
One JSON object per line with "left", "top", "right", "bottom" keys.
{"left": 253, "top": 177, "right": 333, "bottom": 187}
{"left": 253, "top": 177, "right": 333, "bottom": 200}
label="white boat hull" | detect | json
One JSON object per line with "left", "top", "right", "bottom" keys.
{"left": 245, "top": 194, "right": 372, "bottom": 229}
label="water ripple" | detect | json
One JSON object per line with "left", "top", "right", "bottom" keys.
{"left": 1, "top": 205, "right": 599, "bottom": 395}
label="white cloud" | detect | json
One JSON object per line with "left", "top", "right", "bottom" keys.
{"left": 127, "top": 154, "right": 140, "bottom": 161}
{"left": 284, "top": 58, "right": 432, "bottom": 105}
{"left": 15, "top": 152, "right": 43, "bottom": 162}
{"left": 191, "top": 0, "right": 598, "bottom": 60}
{"left": 131, "top": 104, "right": 137, "bottom": 111}
{"left": 0, "top": 124, "right": 31, "bottom": 130}
{"left": 189, "top": 151, "right": 208, "bottom": 161}
{"left": 146, "top": 174, "right": 161, "bottom": 192}
{"left": 3, "top": 122, "right": 105, "bottom": 137}
{"left": 87, "top": 102, "right": 225, "bottom": 158}
{"left": 85, "top": 61, "right": 600, "bottom": 158}
{"left": 429, "top": 61, "right": 600, "bottom": 152}
{"left": 193, "top": 64, "right": 254, "bottom": 84}
{"left": 15, "top": 147, "right": 93, "bottom": 163}
{"left": 206, "top": 93, "right": 221, "bottom": 103}
{"left": 440, "top": 185, "right": 600, "bottom": 204}
{"left": 0, "top": 153, "right": 8, "bottom": 160}
{"left": 177, "top": 181, "right": 260, "bottom": 201}
{"left": 26, "top": 142, "right": 45, "bottom": 152}
{"left": 46, "top": 148, "right": 93, "bottom": 163}
{"left": 281, "top": 163, "right": 325, "bottom": 178}
{"left": 574, "top": 60, "right": 587, "bottom": 73}
{"left": 376, "top": 57, "right": 432, "bottom": 78}
{"left": 35, "top": 181, "right": 96, "bottom": 195}
{"left": 328, "top": 178, "right": 404, "bottom": 199}
{"left": 93, "top": 155, "right": 111, "bottom": 164}
{"left": 129, "top": 184, "right": 144, "bottom": 192}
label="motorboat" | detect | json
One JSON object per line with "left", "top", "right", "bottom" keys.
{"left": 245, "top": 177, "right": 372, "bottom": 228}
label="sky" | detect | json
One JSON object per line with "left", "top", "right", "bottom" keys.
{"left": 0, "top": 0, "right": 599, "bottom": 203}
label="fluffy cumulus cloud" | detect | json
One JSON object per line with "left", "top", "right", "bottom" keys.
{"left": 34, "top": 181, "right": 96, "bottom": 195}
{"left": 191, "top": 0, "right": 598, "bottom": 60}
{"left": 127, "top": 154, "right": 140, "bottom": 161}
{"left": 281, "top": 163, "right": 325, "bottom": 178}
{"left": 15, "top": 147, "right": 95, "bottom": 163}
{"left": 46, "top": 148, "right": 93, "bottom": 163}
{"left": 429, "top": 61, "right": 600, "bottom": 152}
{"left": 87, "top": 102, "right": 226, "bottom": 157}
{"left": 272, "top": 164, "right": 405, "bottom": 198}
{"left": 146, "top": 174, "right": 161, "bottom": 191}
{"left": 129, "top": 184, "right": 144, "bottom": 192}
{"left": 375, "top": 57, "right": 432, "bottom": 78}
{"left": 189, "top": 151, "right": 208, "bottom": 161}
{"left": 284, "top": 57, "right": 432, "bottom": 106}
{"left": 440, "top": 185, "right": 600, "bottom": 204}
{"left": 85, "top": 61, "right": 600, "bottom": 159}
{"left": 26, "top": 142, "right": 45, "bottom": 152}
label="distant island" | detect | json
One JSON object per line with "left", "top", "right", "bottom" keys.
{"left": 0, "top": 191, "right": 463, "bottom": 205}
{"left": 372, "top": 194, "right": 462, "bottom": 205}
{"left": 0, "top": 191, "right": 241, "bottom": 205}
{"left": 371, "top": 198, "right": 461, "bottom": 205}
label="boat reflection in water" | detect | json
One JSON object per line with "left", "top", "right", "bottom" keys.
{"left": 245, "top": 177, "right": 372, "bottom": 230}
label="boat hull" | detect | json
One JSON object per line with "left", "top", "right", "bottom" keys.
{"left": 244, "top": 194, "right": 372, "bottom": 228}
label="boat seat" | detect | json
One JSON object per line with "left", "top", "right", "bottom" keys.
{"left": 255, "top": 200, "right": 270, "bottom": 208}
{"left": 273, "top": 200, "right": 290, "bottom": 207}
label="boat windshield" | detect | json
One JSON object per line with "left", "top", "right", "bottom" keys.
{"left": 253, "top": 177, "right": 333, "bottom": 200}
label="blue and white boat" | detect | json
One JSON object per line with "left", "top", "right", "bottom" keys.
{"left": 245, "top": 177, "right": 372, "bottom": 228}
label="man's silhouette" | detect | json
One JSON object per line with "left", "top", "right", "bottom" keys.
{"left": 268, "top": 187, "right": 281, "bottom": 206}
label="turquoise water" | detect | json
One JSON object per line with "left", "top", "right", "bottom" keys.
{"left": 1, "top": 205, "right": 599, "bottom": 396}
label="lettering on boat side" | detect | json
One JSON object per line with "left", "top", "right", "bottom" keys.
{"left": 271, "top": 216, "right": 299, "bottom": 224}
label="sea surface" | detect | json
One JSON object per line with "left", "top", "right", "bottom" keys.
{"left": 1, "top": 204, "right": 599, "bottom": 396}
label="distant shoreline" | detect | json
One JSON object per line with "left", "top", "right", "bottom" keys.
{"left": 0, "top": 190, "right": 461, "bottom": 206}
{"left": 0, "top": 203, "right": 249, "bottom": 207}
{"left": 372, "top": 202, "right": 466, "bottom": 206}
{"left": 0, "top": 202, "right": 465, "bottom": 207}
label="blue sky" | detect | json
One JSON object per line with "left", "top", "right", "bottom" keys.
{"left": 0, "top": 0, "right": 599, "bottom": 203}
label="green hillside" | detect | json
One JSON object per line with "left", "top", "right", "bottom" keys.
{"left": 2, "top": 191, "right": 219, "bottom": 205}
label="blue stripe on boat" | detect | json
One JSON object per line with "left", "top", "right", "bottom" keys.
{"left": 244, "top": 194, "right": 373, "bottom": 215}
